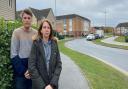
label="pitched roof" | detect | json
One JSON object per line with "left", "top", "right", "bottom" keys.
{"left": 116, "top": 22, "right": 128, "bottom": 28}
{"left": 29, "top": 7, "right": 51, "bottom": 20}
{"left": 56, "top": 14, "right": 90, "bottom": 22}
{"left": 16, "top": 7, "right": 52, "bottom": 20}
{"left": 93, "top": 27, "right": 104, "bottom": 30}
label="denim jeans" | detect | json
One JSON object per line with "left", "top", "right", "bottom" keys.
{"left": 14, "top": 77, "right": 32, "bottom": 89}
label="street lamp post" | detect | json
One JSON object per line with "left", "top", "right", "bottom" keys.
{"left": 55, "top": 0, "right": 57, "bottom": 37}
{"left": 104, "top": 9, "right": 107, "bottom": 33}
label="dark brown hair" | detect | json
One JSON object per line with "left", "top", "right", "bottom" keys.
{"left": 21, "top": 9, "right": 33, "bottom": 17}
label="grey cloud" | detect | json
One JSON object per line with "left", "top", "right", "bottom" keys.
{"left": 17, "top": 0, "right": 128, "bottom": 26}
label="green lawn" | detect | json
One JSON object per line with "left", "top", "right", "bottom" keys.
{"left": 93, "top": 38, "right": 128, "bottom": 50}
{"left": 115, "top": 36, "right": 125, "bottom": 42}
{"left": 58, "top": 40, "right": 128, "bottom": 89}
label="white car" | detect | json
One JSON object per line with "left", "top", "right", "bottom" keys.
{"left": 86, "top": 34, "right": 95, "bottom": 41}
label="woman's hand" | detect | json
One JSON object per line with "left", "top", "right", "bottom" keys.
{"left": 45, "top": 85, "right": 53, "bottom": 89}
{"left": 24, "top": 70, "right": 31, "bottom": 79}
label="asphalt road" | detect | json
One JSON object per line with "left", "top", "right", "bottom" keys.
{"left": 65, "top": 38, "right": 128, "bottom": 75}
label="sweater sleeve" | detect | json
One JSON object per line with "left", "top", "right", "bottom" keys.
{"left": 11, "top": 30, "right": 27, "bottom": 76}
{"left": 11, "top": 30, "right": 20, "bottom": 58}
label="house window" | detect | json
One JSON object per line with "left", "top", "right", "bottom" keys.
{"left": 64, "top": 19, "right": 66, "bottom": 25}
{"left": 9, "top": 0, "right": 12, "bottom": 8}
{"left": 64, "top": 19, "right": 67, "bottom": 31}
{"left": 69, "top": 19, "right": 72, "bottom": 31}
{"left": 9, "top": 0, "right": 10, "bottom": 7}
{"left": 64, "top": 26, "right": 66, "bottom": 31}
{"left": 11, "top": 0, "right": 13, "bottom": 8}
{"left": 84, "top": 21, "right": 89, "bottom": 31}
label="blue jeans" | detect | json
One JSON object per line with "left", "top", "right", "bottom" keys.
{"left": 14, "top": 77, "right": 32, "bottom": 89}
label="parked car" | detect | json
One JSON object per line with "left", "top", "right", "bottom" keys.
{"left": 96, "top": 30, "right": 104, "bottom": 38}
{"left": 86, "top": 34, "right": 95, "bottom": 41}
{"left": 94, "top": 34, "right": 100, "bottom": 39}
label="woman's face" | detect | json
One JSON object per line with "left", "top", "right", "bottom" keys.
{"left": 41, "top": 21, "right": 51, "bottom": 39}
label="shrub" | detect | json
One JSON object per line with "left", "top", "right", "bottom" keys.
{"left": 0, "top": 17, "right": 22, "bottom": 89}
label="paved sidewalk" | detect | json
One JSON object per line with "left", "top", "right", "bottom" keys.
{"left": 101, "top": 36, "right": 128, "bottom": 46}
{"left": 59, "top": 53, "right": 90, "bottom": 89}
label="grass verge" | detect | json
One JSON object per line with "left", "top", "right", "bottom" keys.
{"left": 58, "top": 40, "right": 128, "bottom": 89}
{"left": 93, "top": 38, "right": 128, "bottom": 50}
{"left": 115, "top": 36, "right": 125, "bottom": 42}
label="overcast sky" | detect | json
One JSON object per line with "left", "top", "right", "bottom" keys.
{"left": 17, "top": 0, "right": 128, "bottom": 27}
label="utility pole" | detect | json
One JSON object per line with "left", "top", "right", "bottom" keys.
{"left": 105, "top": 9, "right": 107, "bottom": 28}
{"left": 55, "top": 0, "right": 57, "bottom": 37}
{"left": 55, "top": 0, "right": 56, "bottom": 16}
{"left": 104, "top": 9, "right": 107, "bottom": 33}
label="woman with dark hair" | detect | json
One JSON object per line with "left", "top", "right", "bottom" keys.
{"left": 28, "top": 19, "right": 62, "bottom": 89}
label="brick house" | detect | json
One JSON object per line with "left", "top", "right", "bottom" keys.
{"left": 0, "top": 0, "right": 16, "bottom": 20}
{"left": 115, "top": 22, "right": 128, "bottom": 35}
{"left": 56, "top": 14, "right": 91, "bottom": 37}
